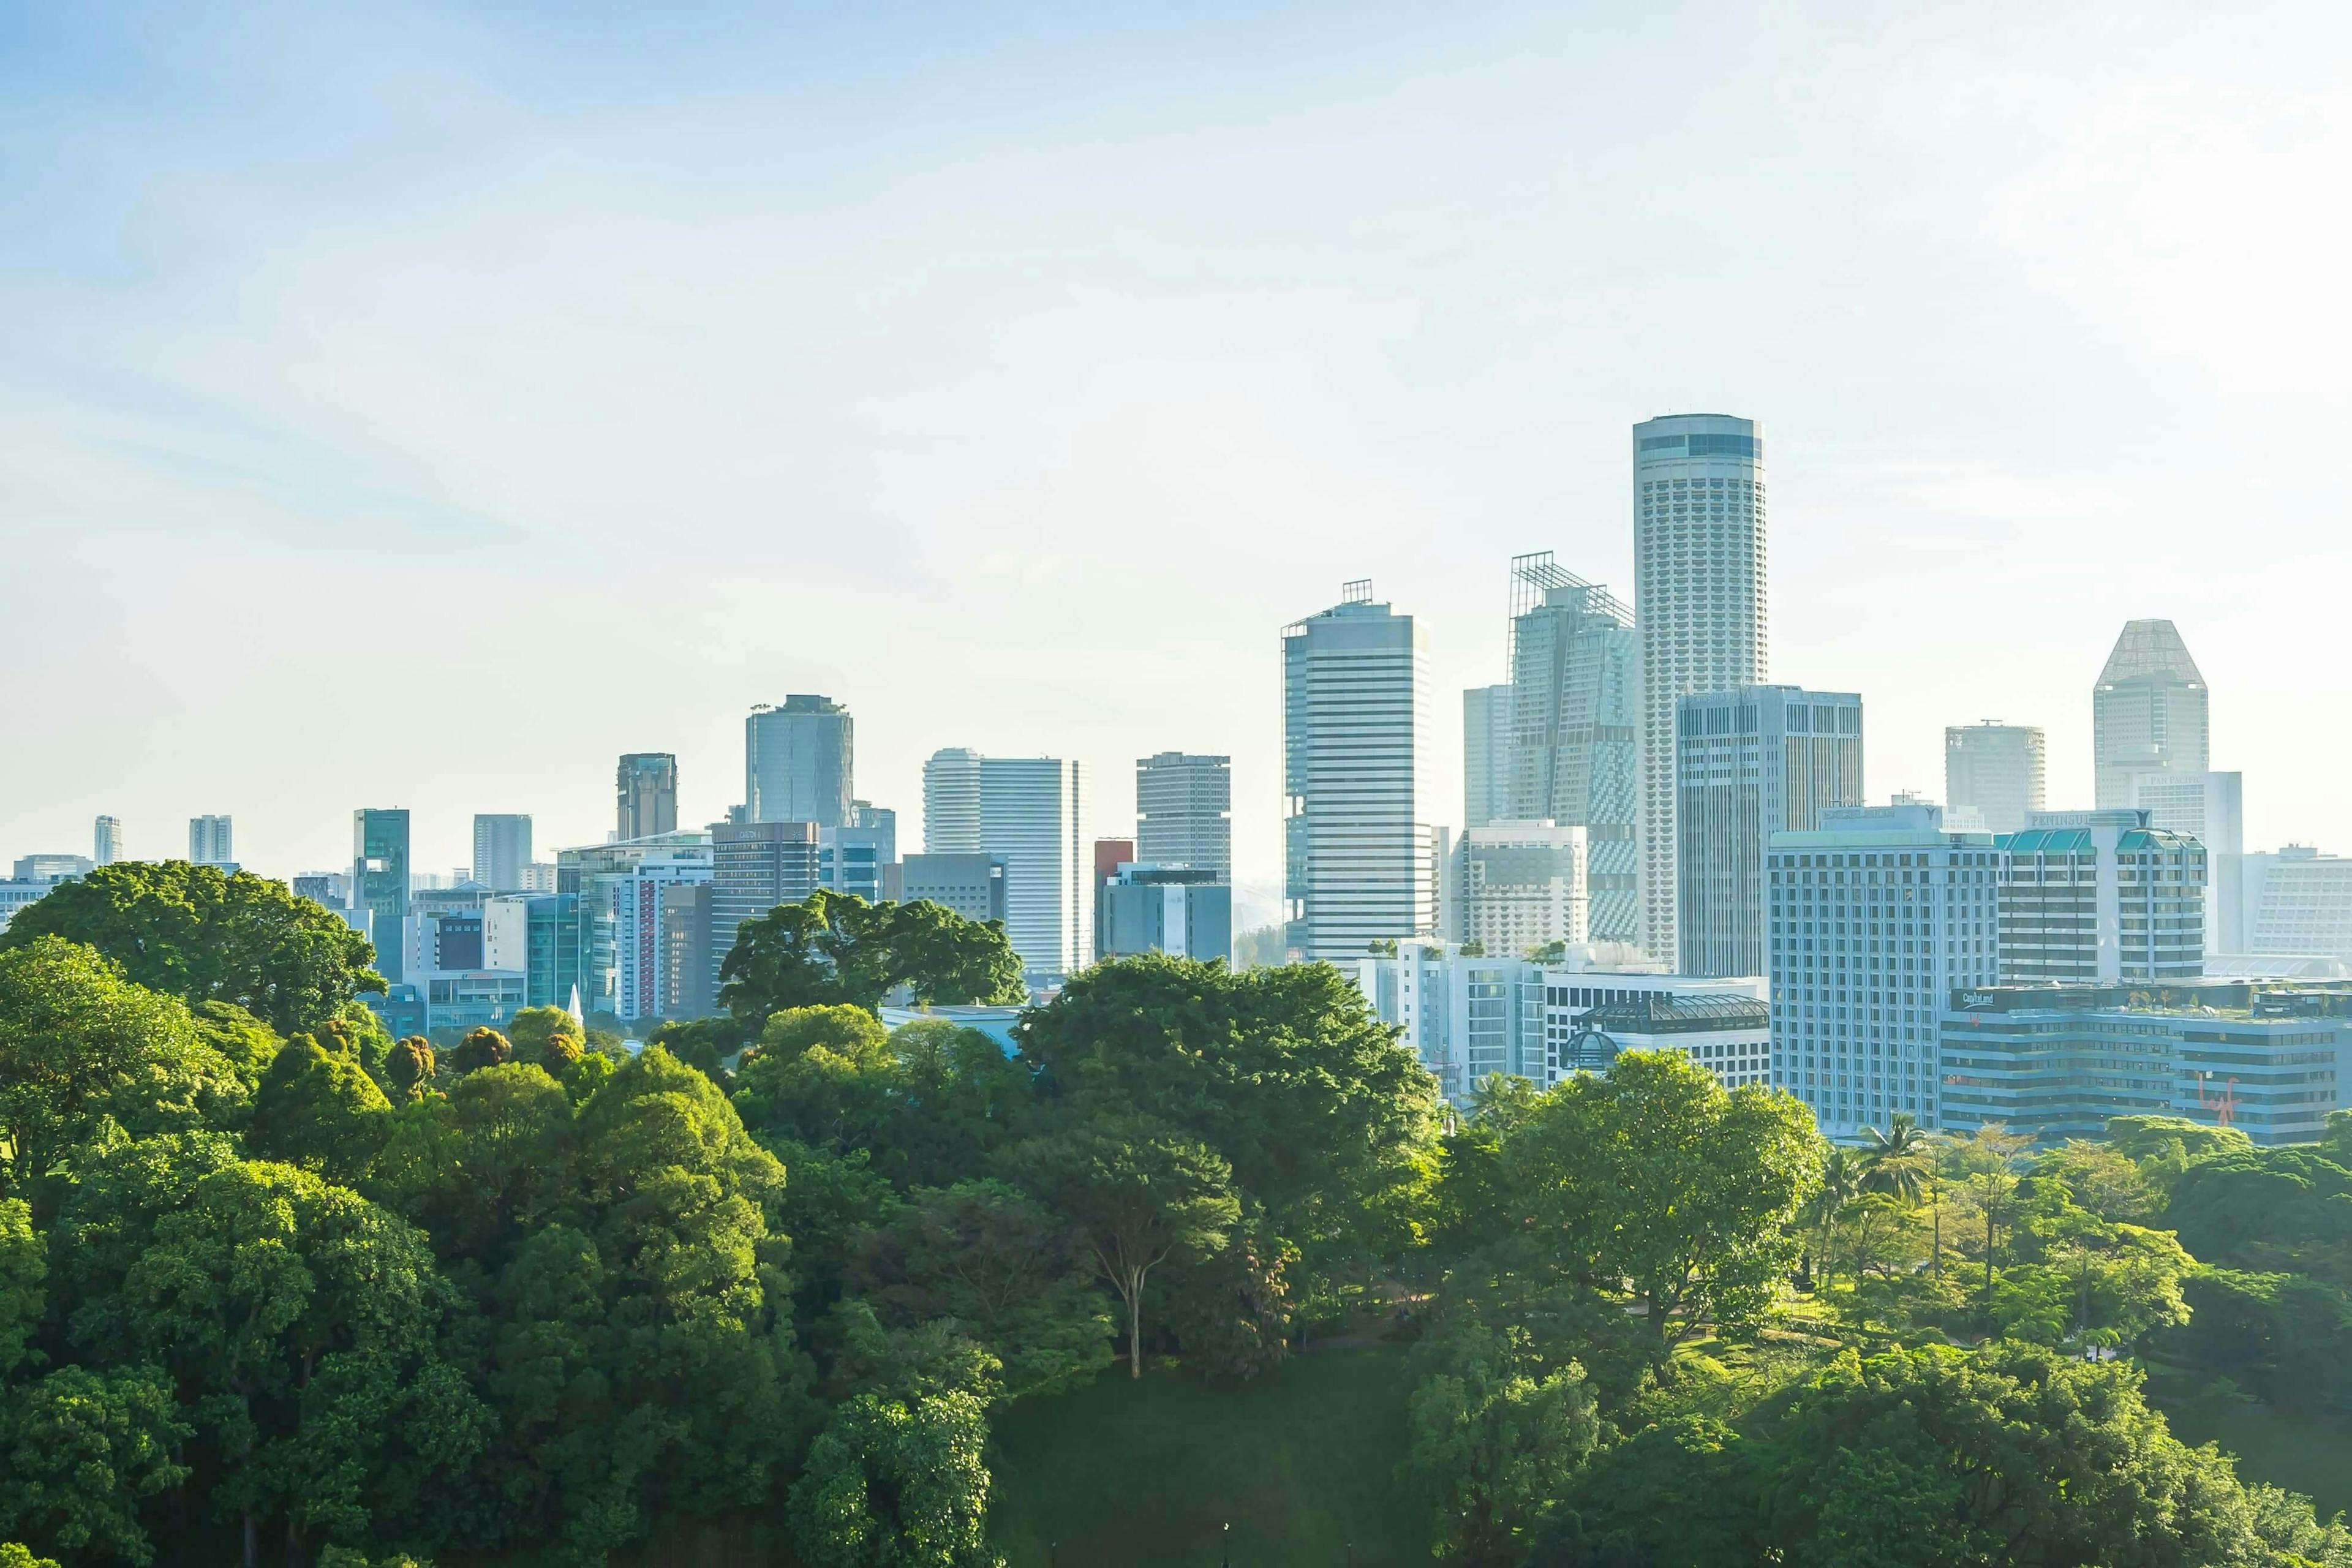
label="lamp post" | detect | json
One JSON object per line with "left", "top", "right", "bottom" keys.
{"left": 1222, "top": 1521, "right": 1231, "bottom": 1568}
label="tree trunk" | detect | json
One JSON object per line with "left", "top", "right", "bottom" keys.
{"left": 1984, "top": 1183, "right": 1997, "bottom": 1310}
{"left": 1931, "top": 1183, "right": 1942, "bottom": 1276}
{"left": 287, "top": 1517, "right": 306, "bottom": 1568}
{"left": 243, "top": 1512, "right": 258, "bottom": 1568}
{"left": 1127, "top": 1271, "right": 1144, "bottom": 1379}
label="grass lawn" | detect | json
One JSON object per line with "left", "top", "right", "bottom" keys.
{"left": 2157, "top": 1398, "right": 2352, "bottom": 1522}
{"left": 987, "top": 1347, "right": 1425, "bottom": 1568}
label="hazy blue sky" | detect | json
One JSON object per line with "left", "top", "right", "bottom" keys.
{"left": 6, "top": 1, "right": 2350, "bottom": 902}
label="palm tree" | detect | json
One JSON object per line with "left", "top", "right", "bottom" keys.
{"left": 1859, "top": 1114, "right": 1941, "bottom": 1273}
{"left": 1805, "top": 1148, "right": 1861, "bottom": 1291}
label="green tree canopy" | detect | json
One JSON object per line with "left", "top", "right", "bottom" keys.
{"left": 720, "top": 892, "right": 1025, "bottom": 1022}
{"left": 247, "top": 1034, "right": 393, "bottom": 1183}
{"left": 786, "top": 1391, "right": 1003, "bottom": 1568}
{"left": 0, "top": 1364, "right": 190, "bottom": 1567}
{"left": 505, "top": 1005, "right": 584, "bottom": 1067}
{"left": 0, "top": 861, "right": 383, "bottom": 1033}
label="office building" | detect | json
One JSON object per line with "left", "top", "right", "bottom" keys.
{"left": 1506, "top": 553, "right": 1639, "bottom": 945}
{"left": 747, "top": 696, "right": 853, "bottom": 828}
{"left": 1938, "top": 982, "right": 2352, "bottom": 1147}
{"left": 851, "top": 801, "right": 899, "bottom": 866}
{"left": 1094, "top": 839, "right": 1136, "bottom": 888}
{"left": 1282, "top": 581, "right": 1438, "bottom": 962}
{"left": 922, "top": 748, "right": 984, "bottom": 852}
{"left": 187, "top": 815, "right": 233, "bottom": 868}
{"left": 1562, "top": 993, "right": 1773, "bottom": 1093}
{"left": 1944, "top": 722, "right": 2046, "bottom": 835}
{"left": 1999, "top": 809, "right": 2206, "bottom": 984}
{"left": 1096, "top": 864, "right": 1232, "bottom": 964}
{"left": 2241, "top": 847, "right": 2352, "bottom": 964}
{"left": 1357, "top": 941, "right": 1765, "bottom": 1101}
{"left": 2129, "top": 771, "right": 2244, "bottom": 957}
{"left": 982, "top": 758, "right": 1088, "bottom": 977}
{"left": 1767, "top": 804, "right": 2000, "bottom": 1137}
{"left": 1634, "top": 415, "right": 1768, "bottom": 963}
{"left": 710, "top": 820, "right": 819, "bottom": 1001}
{"left": 1445, "top": 821, "right": 1588, "bottom": 956}
{"left": 518, "top": 861, "right": 559, "bottom": 893}
{"left": 292, "top": 872, "right": 350, "bottom": 910}
{"left": 361, "top": 984, "right": 429, "bottom": 1041}
{"left": 617, "top": 753, "right": 679, "bottom": 842}
{"left": 1463, "top": 685, "right": 1515, "bottom": 831}
{"left": 2093, "top": 620, "right": 2209, "bottom": 809}
{"left": 613, "top": 855, "right": 715, "bottom": 1022}
{"left": 484, "top": 893, "right": 582, "bottom": 1012}
{"left": 404, "top": 908, "right": 485, "bottom": 976}
{"left": 13, "top": 853, "right": 92, "bottom": 881}
{"left": 658, "top": 883, "right": 717, "bottom": 1020}
{"left": 0, "top": 878, "right": 59, "bottom": 932}
{"left": 352, "top": 809, "right": 412, "bottom": 983}
{"left": 471, "top": 814, "right": 533, "bottom": 892}
{"left": 1678, "top": 687, "right": 1864, "bottom": 979}
{"left": 93, "top": 816, "right": 123, "bottom": 865}
{"left": 896, "top": 853, "right": 1009, "bottom": 925}
{"left": 1136, "top": 753, "right": 1232, "bottom": 881}
{"left": 820, "top": 823, "right": 892, "bottom": 904}
{"left": 557, "top": 830, "right": 713, "bottom": 1018}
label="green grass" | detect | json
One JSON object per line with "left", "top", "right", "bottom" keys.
{"left": 2158, "top": 1398, "right": 2352, "bottom": 1522}
{"left": 987, "top": 1348, "right": 1425, "bottom": 1568}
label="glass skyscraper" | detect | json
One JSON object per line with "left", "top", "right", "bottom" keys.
{"left": 352, "top": 807, "right": 411, "bottom": 982}
{"left": 2092, "top": 620, "right": 2208, "bottom": 809}
{"left": 1633, "top": 415, "right": 1768, "bottom": 963}
{"left": 1135, "top": 752, "right": 1233, "bottom": 881}
{"left": 747, "top": 696, "right": 854, "bottom": 827}
{"left": 1944, "top": 721, "right": 2045, "bottom": 835}
{"left": 616, "top": 753, "right": 678, "bottom": 841}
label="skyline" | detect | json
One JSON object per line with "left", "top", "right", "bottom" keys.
{"left": 8, "top": 3, "right": 2352, "bottom": 890}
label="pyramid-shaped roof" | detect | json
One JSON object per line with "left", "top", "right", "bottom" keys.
{"left": 2097, "top": 619, "right": 2204, "bottom": 688}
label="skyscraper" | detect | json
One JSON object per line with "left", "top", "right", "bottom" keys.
{"left": 472, "top": 813, "right": 533, "bottom": 892}
{"left": 710, "top": 820, "right": 819, "bottom": 1001}
{"left": 617, "top": 753, "right": 679, "bottom": 841}
{"left": 981, "top": 758, "right": 1088, "bottom": 978}
{"left": 1944, "top": 722, "right": 2046, "bottom": 835}
{"left": 188, "top": 815, "right": 233, "bottom": 867}
{"left": 1462, "top": 685, "right": 1514, "bottom": 831}
{"left": 1506, "top": 553, "right": 1639, "bottom": 944}
{"left": 1444, "top": 821, "right": 1588, "bottom": 956}
{"left": 2130, "top": 771, "right": 2244, "bottom": 955}
{"left": 1999, "top": 809, "right": 2206, "bottom": 982}
{"left": 352, "top": 809, "right": 412, "bottom": 982}
{"left": 747, "top": 696, "right": 854, "bottom": 827}
{"left": 1135, "top": 752, "right": 1232, "bottom": 880}
{"left": 851, "top": 801, "right": 899, "bottom": 867}
{"left": 1677, "top": 686, "right": 1862, "bottom": 979}
{"left": 922, "top": 748, "right": 984, "bottom": 853}
{"left": 2092, "top": 620, "right": 2209, "bottom": 809}
{"left": 1281, "top": 581, "right": 1437, "bottom": 962}
{"left": 1634, "top": 415, "right": 1768, "bottom": 963}
{"left": 93, "top": 816, "right": 123, "bottom": 865}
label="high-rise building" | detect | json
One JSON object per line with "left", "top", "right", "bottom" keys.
{"left": 895, "top": 853, "right": 1008, "bottom": 925}
{"left": 617, "top": 753, "right": 679, "bottom": 842}
{"left": 614, "top": 855, "right": 715, "bottom": 1022}
{"left": 1444, "top": 821, "right": 1588, "bottom": 957}
{"left": 1676, "top": 686, "right": 1862, "bottom": 979}
{"left": 2093, "top": 620, "right": 2209, "bottom": 809}
{"left": 1943, "top": 722, "right": 2046, "bottom": 836}
{"left": 484, "top": 893, "right": 581, "bottom": 1011}
{"left": 352, "top": 809, "right": 411, "bottom": 982}
{"left": 819, "top": 824, "right": 892, "bottom": 904}
{"left": 1999, "top": 809, "right": 2206, "bottom": 984}
{"left": 658, "top": 883, "right": 716, "bottom": 1020}
{"left": 471, "top": 813, "right": 533, "bottom": 892}
{"left": 1463, "top": 685, "right": 1514, "bottom": 831}
{"left": 922, "top": 748, "right": 984, "bottom": 853}
{"left": 851, "top": 801, "right": 899, "bottom": 867}
{"left": 1281, "top": 581, "right": 1437, "bottom": 962}
{"left": 556, "top": 830, "right": 712, "bottom": 1018}
{"left": 747, "top": 696, "right": 854, "bottom": 828}
{"left": 292, "top": 872, "right": 350, "bottom": 910}
{"left": 1135, "top": 753, "right": 1232, "bottom": 881}
{"left": 1767, "top": 804, "right": 2000, "bottom": 1137}
{"left": 1096, "top": 864, "right": 1232, "bottom": 964}
{"left": 93, "top": 816, "right": 123, "bottom": 865}
{"left": 981, "top": 758, "right": 1088, "bottom": 977}
{"left": 10, "top": 854, "right": 91, "bottom": 882}
{"left": 710, "top": 820, "right": 820, "bottom": 1003}
{"left": 1634, "top": 416, "right": 1768, "bottom": 964}
{"left": 2240, "top": 846, "right": 2352, "bottom": 964}
{"left": 189, "top": 815, "right": 234, "bottom": 868}
{"left": 1506, "top": 554, "right": 1639, "bottom": 944}
{"left": 2130, "top": 771, "right": 2244, "bottom": 957}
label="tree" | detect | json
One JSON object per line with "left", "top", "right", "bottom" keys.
{"left": 1860, "top": 1114, "right": 1942, "bottom": 1275}
{"left": 505, "top": 1006, "right": 584, "bottom": 1067}
{"left": 758, "top": 1004, "right": 890, "bottom": 1063}
{"left": 0, "top": 1199, "right": 39, "bottom": 1378}
{"left": 1501, "top": 1051, "right": 1822, "bottom": 1361}
{"left": 786, "top": 1392, "right": 1003, "bottom": 1568}
{"left": 0, "top": 1365, "right": 190, "bottom": 1567}
{"left": 247, "top": 1035, "right": 393, "bottom": 1183}
{"left": 1404, "top": 1317, "right": 1600, "bottom": 1565}
{"left": 1006, "top": 1118, "right": 1238, "bottom": 1378}
{"left": 366, "top": 1063, "right": 576, "bottom": 1267}
{"left": 0, "top": 861, "right": 383, "bottom": 1033}
{"left": 382, "top": 1036, "right": 435, "bottom": 1098}
{"left": 720, "top": 892, "right": 1025, "bottom": 1022}
{"left": 445, "top": 1026, "right": 513, "bottom": 1075}
{"left": 1804, "top": 1148, "right": 1863, "bottom": 1286}
{"left": 1951, "top": 1125, "right": 2033, "bottom": 1314}
{"left": 853, "top": 1179, "right": 1114, "bottom": 1399}
{"left": 0, "top": 937, "right": 246, "bottom": 1207}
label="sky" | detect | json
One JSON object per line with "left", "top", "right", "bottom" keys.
{"left": 6, "top": 0, "right": 2352, "bottom": 911}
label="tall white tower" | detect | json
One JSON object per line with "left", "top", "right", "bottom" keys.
{"left": 1282, "top": 581, "right": 1437, "bottom": 962}
{"left": 1633, "top": 415, "right": 1768, "bottom": 963}
{"left": 2093, "top": 620, "right": 2208, "bottom": 809}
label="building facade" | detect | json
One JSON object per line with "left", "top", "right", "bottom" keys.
{"left": 2130, "top": 771, "right": 2244, "bottom": 957}
{"left": 2093, "top": 620, "right": 2210, "bottom": 809}
{"left": 1767, "top": 804, "right": 2001, "bottom": 1138}
{"left": 1136, "top": 752, "right": 1233, "bottom": 881}
{"left": 1634, "top": 415, "right": 1768, "bottom": 963}
{"left": 819, "top": 823, "right": 892, "bottom": 904}
{"left": 1463, "top": 684, "right": 1514, "bottom": 831}
{"left": 747, "top": 696, "right": 854, "bottom": 828}
{"left": 1944, "top": 722, "right": 2046, "bottom": 835}
{"left": 1999, "top": 809, "right": 2206, "bottom": 984}
{"left": 922, "top": 748, "right": 984, "bottom": 853}
{"left": 895, "top": 853, "right": 1008, "bottom": 925}
{"left": 851, "top": 801, "right": 899, "bottom": 866}
{"left": 1446, "top": 821, "right": 1588, "bottom": 957}
{"left": 188, "top": 815, "right": 233, "bottom": 867}
{"left": 1677, "top": 686, "right": 1863, "bottom": 979}
{"left": 978, "top": 757, "right": 1088, "bottom": 978}
{"left": 616, "top": 753, "right": 679, "bottom": 842}
{"left": 352, "top": 809, "right": 412, "bottom": 982}
{"left": 614, "top": 856, "right": 715, "bottom": 1022}
{"left": 1283, "top": 582, "right": 1438, "bottom": 962}
{"left": 1506, "top": 553, "right": 1638, "bottom": 946}
{"left": 2241, "top": 846, "right": 2352, "bottom": 963}
{"left": 556, "top": 830, "right": 712, "bottom": 1019}
{"left": 93, "top": 815, "right": 123, "bottom": 865}
{"left": 483, "top": 893, "right": 581, "bottom": 1011}
{"left": 1096, "top": 864, "right": 1232, "bottom": 964}
{"left": 710, "top": 820, "right": 819, "bottom": 1002}
{"left": 469, "top": 813, "right": 533, "bottom": 892}
{"left": 1564, "top": 994, "right": 1773, "bottom": 1093}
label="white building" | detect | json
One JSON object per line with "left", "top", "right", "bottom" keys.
{"left": 613, "top": 855, "right": 715, "bottom": 1022}
{"left": 2129, "top": 771, "right": 2244, "bottom": 957}
{"left": 186, "top": 813, "right": 233, "bottom": 869}
{"left": 471, "top": 813, "right": 533, "bottom": 892}
{"left": 919, "top": 755, "right": 1087, "bottom": 979}
{"left": 1943, "top": 722, "right": 2045, "bottom": 835}
{"left": 922, "top": 748, "right": 984, "bottom": 853}
{"left": 2093, "top": 620, "right": 2209, "bottom": 809}
{"left": 1767, "top": 804, "right": 2000, "bottom": 1137}
{"left": 1462, "top": 684, "right": 1514, "bottom": 830}
{"left": 1562, "top": 993, "right": 1773, "bottom": 1094}
{"left": 2239, "top": 846, "right": 2352, "bottom": 965}
{"left": 1283, "top": 582, "right": 1438, "bottom": 962}
{"left": 93, "top": 816, "right": 123, "bottom": 865}
{"left": 1444, "top": 821, "right": 1588, "bottom": 956}
{"left": 2000, "top": 809, "right": 2206, "bottom": 984}
{"left": 1634, "top": 415, "right": 1768, "bottom": 965}
{"left": 1135, "top": 753, "right": 1232, "bottom": 882}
